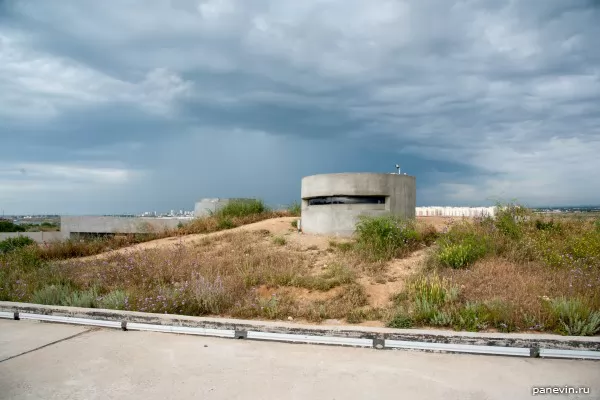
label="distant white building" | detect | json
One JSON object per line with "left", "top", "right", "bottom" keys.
{"left": 416, "top": 206, "right": 497, "bottom": 218}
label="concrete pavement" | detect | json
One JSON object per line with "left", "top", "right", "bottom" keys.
{"left": 1, "top": 319, "right": 598, "bottom": 400}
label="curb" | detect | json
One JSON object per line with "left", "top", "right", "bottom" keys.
{"left": 1, "top": 302, "right": 599, "bottom": 360}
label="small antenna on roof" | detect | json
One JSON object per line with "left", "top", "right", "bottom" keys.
{"left": 395, "top": 164, "right": 401, "bottom": 174}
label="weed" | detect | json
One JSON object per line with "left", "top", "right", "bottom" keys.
{"left": 217, "top": 199, "right": 268, "bottom": 218}
{"left": 217, "top": 217, "right": 236, "bottom": 230}
{"left": 62, "top": 287, "right": 99, "bottom": 308}
{"left": 548, "top": 297, "right": 600, "bottom": 336}
{"left": 430, "top": 310, "right": 453, "bottom": 327}
{"left": 287, "top": 201, "right": 301, "bottom": 217}
{"left": 388, "top": 313, "right": 414, "bottom": 328}
{"left": 0, "top": 236, "right": 36, "bottom": 254}
{"left": 453, "top": 302, "right": 490, "bottom": 332}
{"left": 438, "top": 242, "right": 483, "bottom": 269}
{"left": 98, "top": 290, "right": 129, "bottom": 310}
{"left": 31, "top": 284, "right": 73, "bottom": 306}
{"left": 291, "top": 220, "right": 298, "bottom": 228}
{"left": 272, "top": 236, "right": 287, "bottom": 246}
{"left": 355, "top": 215, "right": 420, "bottom": 261}
{"left": 294, "top": 264, "right": 356, "bottom": 291}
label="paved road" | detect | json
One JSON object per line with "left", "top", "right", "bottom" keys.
{"left": 1, "top": 319, "right": 598, "bottom": 400}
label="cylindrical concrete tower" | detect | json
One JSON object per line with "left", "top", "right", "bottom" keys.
{"left": 300, "top": 173, "right": 416, "bottom": 237}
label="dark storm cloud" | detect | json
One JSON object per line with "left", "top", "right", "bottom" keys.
{"left": 1, "top": 0, "right": 599, "bottom": 214}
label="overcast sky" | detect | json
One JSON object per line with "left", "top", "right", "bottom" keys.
{"left": 1, "top": 0, "right": 599, "bottom": 215}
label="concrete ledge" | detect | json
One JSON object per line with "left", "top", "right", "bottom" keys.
{"left": 1, "top": 302, "right": 599, "bottom": 358}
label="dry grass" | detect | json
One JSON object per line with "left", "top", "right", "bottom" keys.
{"left": 3, "top": 207, "right": 599, "bottom": 335}
{"left": 436, "top": 259, "right": 600, "bottom": 330}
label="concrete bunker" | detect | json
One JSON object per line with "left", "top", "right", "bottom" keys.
{"left": 300, "top": 173, "right": 416, "bottom": 237}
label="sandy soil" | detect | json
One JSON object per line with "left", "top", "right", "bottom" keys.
{"left": 72, "top": 216, "right": 455, "bottom": 315}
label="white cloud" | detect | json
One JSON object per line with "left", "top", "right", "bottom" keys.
{"left": 0, "top": 32, "right": 192, "bottom": 119}
{"left": 1, "top": 0, "right": 599, "bottom": 211}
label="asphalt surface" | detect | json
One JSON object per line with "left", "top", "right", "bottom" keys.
{"left": 0, "top": 319, "right": 598, "bottom": 400}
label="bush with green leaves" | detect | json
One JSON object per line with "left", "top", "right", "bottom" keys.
{"left": 354, "top": 215, "right": 419, "bottom": 260}
{"left": 494, "top": 202, "right": 531, "bottom": 239}
{"left": 31, "top": 284, "right": 100, "bottom": 308}
{"left": 0, "top": 236, "right": 36, "bottom": 254}
{"left": 216, "top": 199, "right": 268, "bottom": 218}
{"left": 388, "top": 313, "right": 414, "bottom": 328}
{"left": 0, "top": 219, "right": 26, "bottom": 232}
{"left": 548, "top": 297, "right": 600, "bottom": 336}
{"left": 98, "top": 290, "right": 129, "bottom": 310}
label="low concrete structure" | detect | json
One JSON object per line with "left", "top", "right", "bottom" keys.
{"left": 0, "top": 232, "right": 64, "bottom": 243}
{"left": 60, "top": 216, "right": 191, "bottom": 239}
{"left": 193, "top": 198, "right": 256, "bottom": 217}
{"left": 300, "top": 173, "right": 416, "bottom": 237}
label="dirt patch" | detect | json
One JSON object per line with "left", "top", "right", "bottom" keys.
{"left": 416, "top": 216, "right": 473, "bottom": 232}
{"left": 360, "top": 249, "right": 428, "bottom": 308}
{"left": 73, "top": 217, "right": 299, "bottom": 262}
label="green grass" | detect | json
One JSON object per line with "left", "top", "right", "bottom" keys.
{"left": 354, "top": 215, "right": 420, "bottom": 261}
{"left": 0, "top": 236, "right": 36, "bottom": 254}
{"left": 548, "top": 297, "right": 600, "bottom": 336}
{"left": 98, "top": 290, "right": 129, "bottom": 310}
{"left": 287, "top": 201, "right": 301, "bottom": 217}
{"left": 216, "top": 199, "right": 268, "bottom": 218}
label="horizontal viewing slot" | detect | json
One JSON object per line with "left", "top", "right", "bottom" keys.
{"left": 307, "top": 196, "right": 386, "bottom": 206}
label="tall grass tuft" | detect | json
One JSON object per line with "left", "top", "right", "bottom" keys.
{"left": 216, "top": 199, "right": 268, "bottom": 218}
{"left": 354, "top": 215, "right": 420, "bottom": 261}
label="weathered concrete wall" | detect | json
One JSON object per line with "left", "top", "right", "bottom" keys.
{"left": 301, "top": 173, "right": 416, "bottom": 237}
{"left": 193, "top": 198, "right": 256, "bottom": 217}
{"left": 61, "top": 216, "right": 191, "bottom": 238}
{"left": 416, "top": 207, "right": 497, "bottom": 217}
{"left": 0, "top": 232, "right": 65, "bottom": 243}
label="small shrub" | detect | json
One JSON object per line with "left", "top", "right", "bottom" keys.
{"left": 535, "top": 219, "right": 561, "bottom": 232}
{"left": 217, "top": 199, "right": 268, "bottom": 218}
{"left": 287, "top": 201, "right": 301, "bottom": 217}
{"left": 430, "top": 310, "right": 453, "bottom": 327}
{"left": 188, "top": 274, "right": 233, "bottom": 315}
{"left": 453, "top": 302, "right": 490, "bottom": 332}
{"left": 217, "top": 217, "right": 236, "bottom": 230}
{"left": 0, "top": 236, "right": 35, "bottom": 254}
{"left": 409, "top": 275, "right": 459, "bottom": 306}
{"left": 354, "top": 215, "right": 419, "bottom": 261}
{"left": 438, "top": 242, "right": 481, "bottom": 269}
{"left": 549, "top": 297, "right": 600, "bottom": 336}
{"left": 0, "top": 219, "right": 26, "bottom": 232}
{"left": 291, "top": 220, "right": 298, "bottom": 228}
{"left": 62, "top": 287, "right": 98, "bottom": 308}
{"left": 31, "top": 284, "right": 73, "bottom": 306}
{"left": 272, "top": 236, "right": 287, "bottom": 246}
{"left": 494, "top": 202, "right": 530, "bottom": 240}
{"left": 388, "top": 313, "right": 414, "bottom": 328}
{"left": 98, "top": 290, "right": 129, "bottom": 310}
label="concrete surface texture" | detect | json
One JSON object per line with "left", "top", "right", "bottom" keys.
{"left": 416, "top": 206, "right": 497, "bottom": 217}
{"left": 301, "top": 173, "right": 416, "bottom": 236}
{"left": 1, "top": 320, "right": 598, "bottom": 400}
{"left": 0, "top": 231, "right": 64, "bottom": 243}
{"left": 61, "top": 216, "right": 191, "bottom": 238}
{"left": 193, "top": 198, "right": 255, "bottom": 217}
